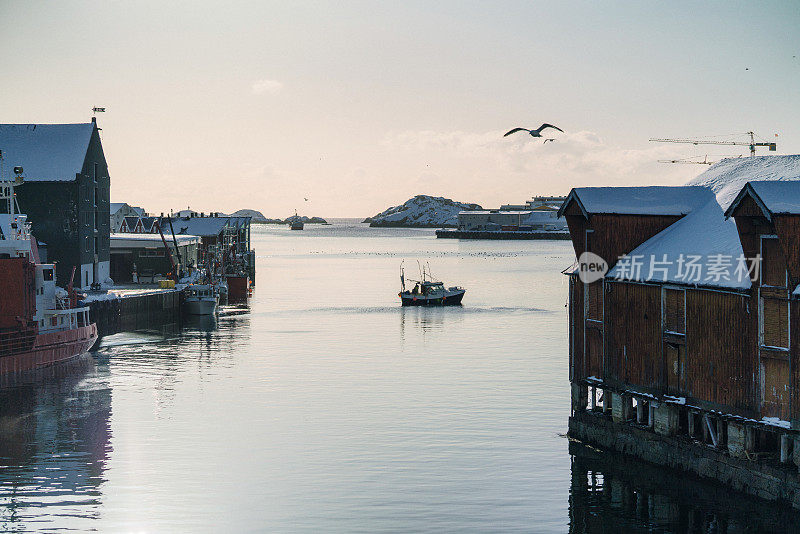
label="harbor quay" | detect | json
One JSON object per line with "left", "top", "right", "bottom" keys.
{"left": 85, "top": 289, "right": 183, "bottom": 338}
{"left": 436, "top": 229, "right": 571, "bottom": 240}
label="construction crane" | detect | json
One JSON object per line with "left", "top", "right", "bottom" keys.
{"left": 658, "top": 155, "right": 716, "bottom": 165}
{"left": 649, "top": 131, "right": 776, "bottom": 157}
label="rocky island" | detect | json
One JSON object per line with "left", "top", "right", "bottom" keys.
{"left": 232, "top": 209, "right": 327, "bottom": 225}
{"left": 364, "top": 195, "right": 482, "bottom": 228}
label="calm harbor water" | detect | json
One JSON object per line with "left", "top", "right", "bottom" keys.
{"left": 0, "top": 221, "right": 796, "bottom": 532}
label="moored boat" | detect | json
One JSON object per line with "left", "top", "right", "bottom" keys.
{"left": 289, "top": 211, "right": 304, "bottom": 230}
{"left": 0, "top": 175, "right": 97, "bottom": 375}
{"left": 183, "top": 284, "right": 219, "bottom": 315}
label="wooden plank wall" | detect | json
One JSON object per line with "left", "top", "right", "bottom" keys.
{"left": 774, "top": 215, "right": 800, "bottom": 288}
{"left": 599, "top": 281, "right": 757, "bottom": 414}
{"left": 791, "top": 299, "right": 800, "bottom": 423}
{"left": 685, "top": 289, "right": 755, "bottom": 413}
{"left": 604, "top": 281, "right": 661, "bottom": 391}
{"left": 570, "top": 275, "right": 586, "bottom": 381}
{"left": 585, "top": 214, "right": 680, "bottom": 270}
{"left": 561, "top": 199, "right": 680, "bottom": 271}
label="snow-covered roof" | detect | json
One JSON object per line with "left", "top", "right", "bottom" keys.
{"left": 686, "top": 155, "right": 800, "bottom": 210}
{"left": 558, "top": 186, "right": 713, "bottom": 218}
{"left": 111, "top": 233, "right": 199, "bottom": 247}
{"left": 459, "top": 210, "right": 533, "bottom": 215}
{"left": 608, "top": 155, "right": 800, "bottom": 290}
{"left": 168, "top": 216, "right": 229, "bottom": 237}
{"left": 725, "top": 180, "right": 800, "bottom": 219}
{"left": 0, "top": 123, "right": 94, "bottom": 181}
{"left": 607, "top": 200, "right": 749, "bottom": 289}
{"left": 110, "top": 202, "right": 125, "bottom": 214}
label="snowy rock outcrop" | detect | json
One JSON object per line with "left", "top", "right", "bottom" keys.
{"left": 283, "top": 215, "right": 327, "bottom": 224}
{"left": 364, "top": 195, "right": 482, "bottom": 228}
{"left": 231, "top": 209, "right": 269, "bottom": 223}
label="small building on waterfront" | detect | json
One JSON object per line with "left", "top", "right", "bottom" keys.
{"left": 456, "top": 196, "right": 568, "bottom": 234}
{"left": 110, "top": 233, "right": 200, "bottom": 283}
{"left": 0, "top": 119, "right": 111, "bottom": 288}
{"left": 162, "top": 213, "right": 252, "bottom": 263}
{"left": 110, "top": 202, "right": 145, "bottom": 232}
{"left": 560, "top": 155, "right": 800, "bottom": 507}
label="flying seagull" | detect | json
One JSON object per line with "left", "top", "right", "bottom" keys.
{"left": 543, "top": 138, "right": 556, "bottom": 144}
{"left": 504, "top": 123, "right": 564, "bottom": 138}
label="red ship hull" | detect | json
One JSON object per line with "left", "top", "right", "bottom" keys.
{"left": 0, "top": 324, "right": 97, "bottom": 375}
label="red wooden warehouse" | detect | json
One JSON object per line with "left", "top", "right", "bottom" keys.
{"left": 562, "top": 156, "right": 800, "bottom": 498}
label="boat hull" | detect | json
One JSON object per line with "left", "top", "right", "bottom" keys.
{"left": 400, "top": 290, "right": 465, "bottom": 306}
{"left": 184, "top": 297, "right": 218, "bottom": 315}
{"left": 0, "top": 324, "right": 98, "bottom": 375}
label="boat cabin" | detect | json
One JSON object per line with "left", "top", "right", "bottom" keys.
{"left": 410, "top": 281, "right": 445, "bottom": 296}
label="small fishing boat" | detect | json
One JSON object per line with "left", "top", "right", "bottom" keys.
{"left": 184, "top": 284, "right": 219, "bottom": 315}
{"left": 398, "top": 262, "right": 465, "bottom": 306}
{"left": 289, "top": 211, "right": 304, "bottom": 231}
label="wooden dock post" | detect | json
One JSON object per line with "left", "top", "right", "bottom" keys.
{"left": 781, "top": 434, "right": 791, "bottom": 464}
{"left": 602, "top": 389, "right": 610, "bottom": 414}
{"left": 590, "top": 386, "right": 597, "bottom": 410}
{"left": 727, "top": 421, "right": 748, "bottom": 458}
{"left": 793, "top": 437, "right": 800, "bottom": 472}
{"left": 687, "top": 411, "right": 695, "bottom": 438}
{"left": 648, "top": 403, "right": 654, "bottom": 428}
{"left": 636, "top": 399, "right": 645, "bottom": 424}
{"left": 611, "top": 393, "right": 631, "bottom": 422}
{"left": 703, "top": 414, "right": 718, "bottom": 447}
{"left": 654, "top": 403, "right": 680, "bottom": 436}
{"left": 571, "top": 382, "right": 588, "bottom": 413}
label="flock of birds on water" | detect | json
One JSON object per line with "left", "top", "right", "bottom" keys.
{"left": 503, "top": 123, "right": 563, "bottom": 144}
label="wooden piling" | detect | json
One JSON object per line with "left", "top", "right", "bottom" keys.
{"left": 781, "top": 434, "right": 791, "bottom": 464}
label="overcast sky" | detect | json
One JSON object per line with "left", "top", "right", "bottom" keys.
{"left": 1, "top": 1, "right": 798, "bottom": 217}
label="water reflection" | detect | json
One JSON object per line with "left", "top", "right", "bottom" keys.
{"left": 568, "top": 440, "right": 799, "bottom": 533}
{"left": 182, "top": 313, "right": 219, "bottom": 333}
{"left": 0, "top": 355, "right": 111, "bottom": 531}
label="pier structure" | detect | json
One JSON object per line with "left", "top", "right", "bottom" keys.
{"left": 560, "top": 156, "right": 800, "bottom": 507}
{"left": 86, "top": 288, "right": 183, "bottom": 338}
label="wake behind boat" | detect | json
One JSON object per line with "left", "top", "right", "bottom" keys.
{"left": 398, "top": 262, "right": 465, "bottom": 306}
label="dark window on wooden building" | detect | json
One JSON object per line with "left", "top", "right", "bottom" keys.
{"left": 761, "top": 236, "right": 787, "bottom": 288}
{"left": 585, "top": 282, "right": 603, "bottom": 321}
{"left": 761, "top": 297, "right": 789, "bottom": 349}
{"left": 662, "top": 287, "right": 686, "bottom": 394}
{"left": 662, "top": 287, "right": 685, "bottom": 334}
{"left": 758, "top": 236, "right": 790, "bottom": 419}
